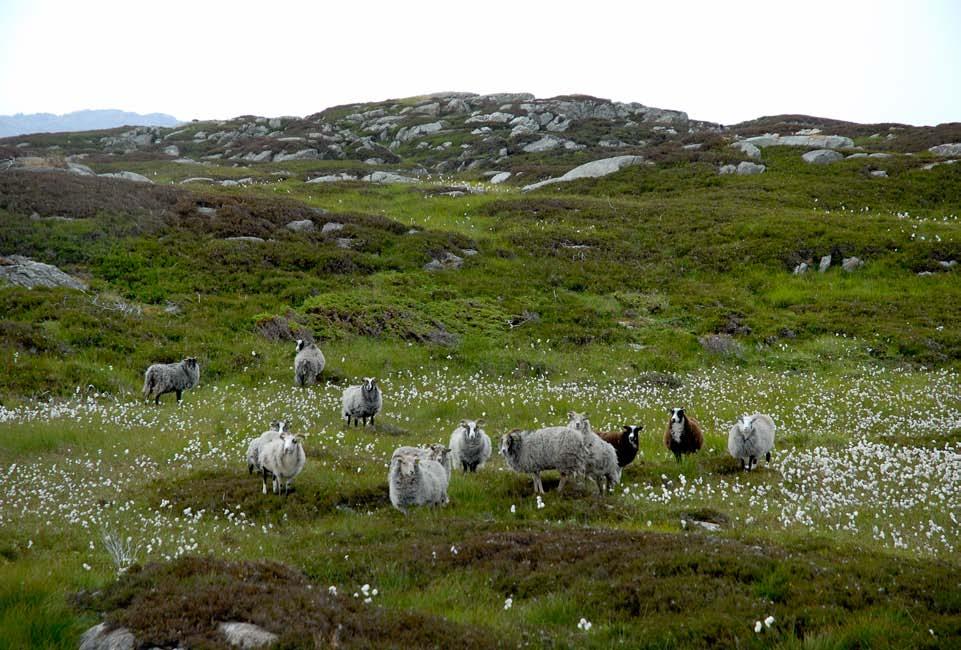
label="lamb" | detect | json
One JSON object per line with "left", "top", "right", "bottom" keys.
{"left": 388, "top": 450, "right": 449, "bottom": 514}
{"left": 665, "top": 407, "right": 703, "bottom": 462}
{"left": 449, "top": 419, "right": 492, "bottom": 473}
{"left": 728, "top": 413, "right": 776, "bottom": 471}
{"left": 246, "top": 420, "right": 288, "bottom": 475}
{"left": 499, "top": 426, "right": 588, "bottom": 494}
{"left": 142, "top": 357, "right": 200, "bottom": 404}
{"left": 391, "top": 444, "right": 452, "bottom": 480}
{"left": 259, "top": 432, "right": 306, "bottom": 496}
{"left": 293, "top": 339, "right": 325, "bottom": 387}
{"left": 566, "top": 412, "right": 622, "bottom": 494}
{"left": 342, "top": 378, "right": 382, "bottom": 427}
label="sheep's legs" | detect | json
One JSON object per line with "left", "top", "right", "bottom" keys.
{"left": 261, "top": 469, "right": 269, "bottom": 495}
{"left": 532, "top": 473, "right": 544, "bottom": 494}
{"left": 766, "top": 451, "right": 772, "bottom": 463}
{"left": 557, "top": 473, "right": 568, "bottom": 493}
{"left": 176, "top": 389, "right": 183, "bottom": 402}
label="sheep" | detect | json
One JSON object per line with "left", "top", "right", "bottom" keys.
{"left": 388, "top": 450, "right": 449, "bottom": 514}
{"left": 391, "top": 444, "right": 452, "bottom": 480}
{"left": 342, "top": 378, "right": 382, "bottom": 427}
{"left": 246, "top": 420, "right": 288, "bottom": 476}
{"left": 259, "top": 432, "right": 306, "bottom": 496}
{"left": 142, "top": 357, "right": 200, "bottom": 404}
{"left": 665, "top": 407, "right": 703, "bottom": 462}
{"left": 728, "top": 414, "right": 776, "bottom": 471}
{"left": 449, "top": 419, "right": 492, "bottom": 473}
{"left": 499, "top": 426, "right": 588, "bottom": 495}
{"left": 294, "top": 339, "right": 325, "bottom": 387}
{"left": 566, "top": 412, "right": 622, "bottom": 494}
{"left": 566, "top": 411, "right": 642, "bottom": 468}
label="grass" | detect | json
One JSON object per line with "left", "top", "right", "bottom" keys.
{"left": 1, "top": 118, "right": 961, "bottom": 647}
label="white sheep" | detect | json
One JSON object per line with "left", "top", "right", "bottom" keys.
{"left": 728, "top": 414, "right": 776, "bottom": 471}
{"left": 294, "top": 339, "right": 325, "bottom": 387}
{"left": 449, "top": 419, "right": 491, "bottom": 473}
{"left": 499, "top": 426, "right": 588, "bottom": 494}
{"left": 260, "top": 432, "right": 306, "bottom": 495}
{"left": 567, "top": 412, "right": 622, "bottom": 494}
{"left": 391, "top": 444, "right": 452, "bottom": 480}
{"left": 388, "top": 451, "right": 449, "bottom": 514}
{"left": 246, "top": 420, "right": 287, "bottom": 476}
{"left": 342, "top": 378, "right": 382, "bottom": 427}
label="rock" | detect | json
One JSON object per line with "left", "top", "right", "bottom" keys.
{"left": 744, "top": 134, "right": 854, "bottom": 149}
{"left": 196, "top": 207, "right": 217, "bottom": 216}
{"left": 846, "top": 153, "right": 868, "bottom": 159}
{"left": 286, "top": 219, "right": 315, "bottom": 232}
{"left": 921, "top": 160, "right": 957, "bottom": 170}
{"left": 79, "top": 623, "right": 135, "bottom": 650}
{"left": 361, "top": 171, "right": 420, "bottom": 184}
{"left": 842, "top": 257, "right": 864, "bottom": 272}
{"left": 870, "top": 170, "right": 888, "bottom": 178}
{"left": 731, "top": 142, "right": 761, "bottom": 159}
{"left": 267, "top": 117, "right": 283, "bottom": 129}
{"left": 219, "top": 622, "right": 278, "bottom": 649}
{"left": 172, "top": 158, "right": 198, "bottom": 164}
{"left": 521, "top": 135, "right": 562, "bottom": 153}
{"left": 66, "top": 162, "right": 96, "bottom": 176}
{"left": 243, "top": 150, "right": 273, "bottom": 163}
{"left": 99, "top": 171, "right": 153, "bottom": 183}
{"left": 306, "top": 173, "right": 357, "bottom": 183}
{"left": 869, "top": 152, "right": 893, "bottom": 158}
{"left": 929, "top": 143, "right": 961, "bottom": 157}
{"left": 819, "top": 255, "right": 832, "bottom": 272}
{"left": 545, "top": 115, "right": 572, "bottom": 132}
{"left": 321, "top": 222, "right": 344, "bottom": 234}
{"left": 395, "top": 121, "right": 445, "bottom": 142}
{"left": 802, "top": 149, "right": 844, "bottom": 164}
{"left": 224, "top": 236, "right": 265, "bottom": 243}
{"left": 335, "top": 237, "right": 353, "bottom": 249}
{"left": 523, "top": 155, "right": 644, "bottom": 191}
{"left": 736, "top": 161, "right": 765, "bottom": 175}
{"left": 698, "top": 333, "right": 741, "bottom": 355}
{"left": 490, "top": 171, "right": 511, "bottom": 184}
{"left": 718, "top": 164, "right": 737, "bottom": 175}
{"left": 220, "top": 178, "right": 253, "bottom": 187}
{"left": 509, "top": 115, "right": 540, "bottom": 137}
{"left": 364, "top": 158, "right": 384, "bottom": 165}
{"left": 424, "top": 251, "right": 464, "bottom": 271}
{"left": 461, "top": 248, "right": 478, "bottom": 256}
{"left": 0, "top": 255, "right": 87, "bottom": 290}
{"left": 465, "top": 112, "right": 514, "bottom": 124}
{"left": 793, "top": 262, "right": 808, "bottom": 275}
{"left": 180, "top": 177, "right": 216, "bottom": 184}
{"left": 273, "top": 149, "right": 319, "bottom": 162}
{"left": 163, "top": 145, "right": 180, "bottom": 156}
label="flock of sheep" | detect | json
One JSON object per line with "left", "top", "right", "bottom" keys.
{"left": 142, "top": 341, "right": 777, "bottom": 514}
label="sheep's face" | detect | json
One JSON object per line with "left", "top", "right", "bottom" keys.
{"left": 461, "top": 419, "right": 484, "bottom": 440}
{"left": 363, "top": 377, "right": 376, "bottom": 393}
{"left": 567, "top": 411, "right": 590, "bottom": 432}
{"left": 295, "top": 339, "right": 305, "bottom": 352}
{"left": 184, "top": 357, "right": 198, "bottom": 369}
{"left": 270, "top": 419, "right": 288, "bottom": 433}
{"left": 394, "top": 455, "right": 419, "bottom": 477}
{"left": 623, "top": 425, "right": 642, "bottom": 448}
{"left": 281, "top": 433, "right": 303, "bottom": 455}
{"left": 670, "top": 408, "right": 685, "bottom": 425}
{"left": 429, "top": 444, "right": 451, "bottom": 464}
{"left": 499, "top": 432, "right": 520, "bottom": 458}
{"left": 737, "top": 415, "right": 754, "bottom": 434}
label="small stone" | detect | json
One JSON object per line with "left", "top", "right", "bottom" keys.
{"left": 819, "top": 255, "right": 832, "bottom": 272}
{"left": 218, "top": 621, "right": 278, "bottom": 649}
{"left": 842, "top": 257, "right": 864, "bottom": 272}
{"left": 286, "top": 219, "right": 315, "bottom": 232}
{"left": 321, "top": 222, "right": 344, "bottom": 234}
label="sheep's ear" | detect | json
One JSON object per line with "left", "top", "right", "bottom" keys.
{"left": 459, "top": 419, "right": 468, "bottom": 427}
{"left": 567, "top": 411, "right": 576, "bottom": 419}
{"left": 623, "top": 425, "right": 632, "bottom": 433}
{"left": 475, "top": 419, "right": 485, "bottom": 427}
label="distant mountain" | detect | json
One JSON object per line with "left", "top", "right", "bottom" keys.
{"left": 0, "top": 109, "right": 181, "bottom": 137}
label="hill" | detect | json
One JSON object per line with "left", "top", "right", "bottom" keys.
{"left": 0, "top": 108, "right": 180, "bottom": 138}
{"left": 0, "top": 92, "right": 959, "bottom": 648}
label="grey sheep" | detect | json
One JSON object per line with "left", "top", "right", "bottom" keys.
{"left": 294, "top": 339, "right": 325, "bottom": 387}
{"left": 142, "top": 357, "right": 200, "bottom": 404}
{"left": 342, "top": 378, "right": 382, "bottom": 426}
{"left": 246, "top": 420, "right": 288, "bottom": 475}
{"left": 391, "top": 444, "right": 452, "bottom": 480}
{"left": 499, "top": 426, "right": 588, "bottom": 494}
{"left": 449, "top": 419, "right": 492, "bottom": 473}
{"left": 388, "top": 450, "right": 449, "bottom": 514}
{"left": 260, "top": 432, "right": 306, "bottom": 496}
{"left": 728, "top": 413, "right": 776, "bottom": 471}
{"left": 567, "top": 412, "right": 622, "bottom": 494}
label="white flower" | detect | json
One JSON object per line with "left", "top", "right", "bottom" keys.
{"left": 754, "top": 621, "right": 763, "bottom": 633}
{"left": 764, "top": 616, "right": 775, "bottom": 627}
{"left": 450, "top": 545, "right": 458, "bottom": 555}
{"left": 577, "top": 618, "right": 592, "bottom": 631}
{"left": 328, "top": 586, "right": 337, "bottom": 596}
{"left": 510, "top": 504, "right": 516, "bottom": 513}
{"left": 82, "top": 563, "right": 91, "bottom": 571}
{"left": 504, "top": 596, "right": 513, "bottom": 610}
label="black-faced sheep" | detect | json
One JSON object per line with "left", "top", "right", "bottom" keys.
{"left": 449, "top": 419, "right": 492, "bottom": 473}
{"left": 388, "top": 451, "right": 449, "bottom": 514}
{"left": 142, "top": 357, "right": 200, "bottom": 405}
{"left": 499, "top": 426, "right": 588, "bottom": 494}
{"left": 664, "top": 407, "right": 703, "bottom": 462}
{"left": 342, "top": 378, "right": 382, "bottom": 427}
{"left": 728, "top": 413, "right": 776, "bottom": 470}
{"left": 294, "top": 339, "right": 325, "bottom": 387}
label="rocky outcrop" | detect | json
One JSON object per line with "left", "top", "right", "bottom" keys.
{"left": 929, "top": 143, "right": 961, "bottom": 157}
{"left": 0, "top": 255, "right": 87, "bottom": 290}
{"left": 99, "top": 171, "right": 153, "bottom": 183}
{"left": 78, "top": 623, "right": 135, "bottom": 650}
{"left": 362, "top": 171, "right": 420, "bottom": 184}
{"left": 802, "top": 149, "right": 844, "bottom": 164}
{"left": 523, "top": 155, "right": 645, "bottom": 191}
{"left": 743, "top": 133, "right": 854, "bottom": 149}
{"left": 218, "top": 622, "right": 278, "bottom": 648}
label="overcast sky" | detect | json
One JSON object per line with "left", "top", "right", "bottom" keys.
{"left": 1, "top": 0, "right": 959, "bottom": 126}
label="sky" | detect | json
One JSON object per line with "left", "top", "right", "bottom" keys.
{"left": 0, "top": 0, "right": 959, "bottom": 126}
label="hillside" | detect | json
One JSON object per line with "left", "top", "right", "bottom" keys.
{"left": 0, "top": 92, "right": 960, "bottom": 648}
{"left": 0, "top": 109, "right": 181, "bottom": 138}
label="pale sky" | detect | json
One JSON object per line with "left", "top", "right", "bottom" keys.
{"left": 1, "top": 0, "right": 959, "bottom": 126}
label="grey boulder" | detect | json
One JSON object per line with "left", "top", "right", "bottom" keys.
{"left": 79, "top": 623, "right": 135, "bottom": 650}
{"left": 522, "top": 155, "right": 644, "bottom": 191}
{"left": 362, "top": 171, "right": 420, "bottom": 184}
{"left": 218, "top": 621, "right": 278, "bottom": 649}
{"left": 929, "top": 143, "right": 961, "bottom": 156}
{"left": 802, "top": 149, "right": 844, "bottom": 164}
{"left": 99, "top": 171, "right": 153, "bottom": 183}
{"left": 0, "top": 255, "right": 87, "bottom": 290}
{"left": 286, "top": 219, "right": 315, "bottom": 232}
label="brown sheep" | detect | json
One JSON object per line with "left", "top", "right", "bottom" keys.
{"left": 664, "top": 408, "right": 703, "bottom": 462}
